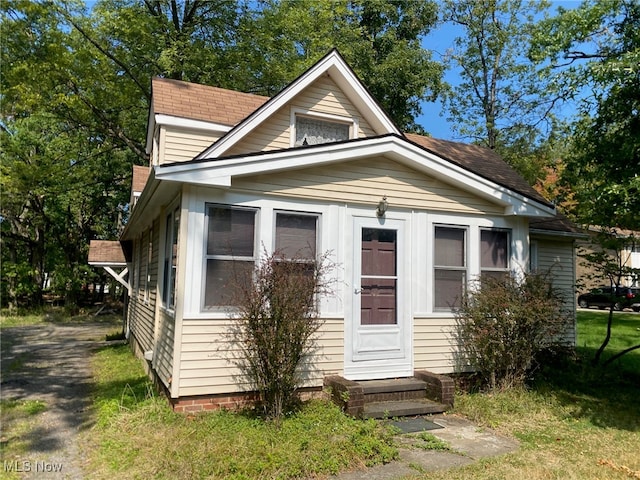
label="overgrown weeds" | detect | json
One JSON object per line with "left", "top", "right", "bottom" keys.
{"left": 85, "top": 344, "right": 397, "bottom": 480}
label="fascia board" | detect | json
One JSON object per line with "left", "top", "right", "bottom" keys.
{"left": 121, "top": 168, "right": 159, "bottom": 240}
{"left": 195, "top": 51, "right": 399, "bottom": 161}
{"left": 157, "top": 136, "right": 556, "bottom": 218}
{"left": 154, "top": 114, "right": 232, "bottom": 133}
{"left": 88, "top": 261, "right": 127, "bottom": 267}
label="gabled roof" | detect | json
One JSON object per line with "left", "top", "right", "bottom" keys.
{"left": 195, "top": 49, "right": 401, "bottom": 160}
{"left": 151, "top": 77, "right": 268, "bottom": 126}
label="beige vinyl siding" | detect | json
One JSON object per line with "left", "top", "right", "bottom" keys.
{"left": 128, "top": 227, "right": 156, "bottom": 353}
{"left": 413, "top": 317, "right": 458, "bottom": 374}
{"left": 234, "top": 158, "right": 504, "bottom": 215}
{"left": 127, "top": 223, "right": 174, "bottom": 388}
{"left": 160, "top": 126, "right": 222, "bottom": 165}
{"left": 227, "top": 76, "right": 376, "bottom": 156}
{"left": 176, "top": 318, "right": 343, "bottom": 396}
{"left": 154, "top": 309, "right": 175, "bottom": 387}
{"left": 533, "top": 236, "right": 577, "bottom": 346}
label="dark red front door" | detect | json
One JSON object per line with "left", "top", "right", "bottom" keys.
{"left": 360, "top": 228, "right": 397, "bottom": 325}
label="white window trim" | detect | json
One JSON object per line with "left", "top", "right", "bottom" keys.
{"left": 201, "top": 203, "right": 259, "bottom": 312}
{"left": 433, "top": 224, "right": 469, "bottom": 312}
{"left": 289, "top": 107, "right": 357, "bottom": 148}
{"left": 144, "top": 228, "right": 152, "bottom": 304}
{"left": 161, "top": 201, "right": 180, "bottom": 314}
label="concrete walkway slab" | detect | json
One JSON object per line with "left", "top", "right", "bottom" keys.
{"left": 331, "top": 413, "right": 519, "bottom": 479}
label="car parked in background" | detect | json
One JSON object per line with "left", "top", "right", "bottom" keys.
{"left": 578, "top": 286, "right": 640, "bottom": 311}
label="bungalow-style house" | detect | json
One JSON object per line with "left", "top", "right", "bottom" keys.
{"left": 90, "top": 50, "right": 580, "bottom": 414}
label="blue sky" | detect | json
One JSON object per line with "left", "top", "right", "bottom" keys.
{"left": 417, "top": 0, "right": 583, "bottom": 141}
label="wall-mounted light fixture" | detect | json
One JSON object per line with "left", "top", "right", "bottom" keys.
{"left": 376, "top": 195, "right": 388, "bottom": 218}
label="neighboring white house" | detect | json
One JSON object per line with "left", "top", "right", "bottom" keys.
{"left": 90, "top": 50, "right": 581, "bottom": 412}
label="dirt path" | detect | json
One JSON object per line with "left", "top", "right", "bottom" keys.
{"left": 1, "top": 320, "right": 121, "bottom": 479}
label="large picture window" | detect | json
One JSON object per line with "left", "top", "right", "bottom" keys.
{"left": 434, "top": 226, "right": 467, "bottom": 310}
{"left": 204, "top": 205, "right": 257, "bottom": 308}
{"left": 480, "top": 229, "right": 510, "bottom": 280}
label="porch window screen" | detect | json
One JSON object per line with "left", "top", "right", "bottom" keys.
{"left": 275, "top": 212, "right": 317, "bottom": 259}
{"left": 294, "top": 116, "right": 350, "bottom": 147}
{"left": 274, "top": 212, "right": 319, "bottom": 289}
{"left": 204, "top": 205, "right": 257, "bottom": 308}
{"left": 480, "top": 229, "right": 510, "bottom": 281}
{"left": 163, "top": 206, "right": 180, "bottom": 310}
{"left": 434, "top": 226, "right": 466, "bottom": 310}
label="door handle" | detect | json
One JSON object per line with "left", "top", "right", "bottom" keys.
{"left": 354, "top": 288, "right": 362, "bottom": 295}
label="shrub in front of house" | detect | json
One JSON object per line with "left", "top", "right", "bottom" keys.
{"left": 454, "top": 271, "right": 568, "bottom": 390}
{"left": 231, "top": 250, "right": 334, "bottom": 421}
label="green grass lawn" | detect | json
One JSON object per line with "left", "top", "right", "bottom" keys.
{"left": 4, "top": 309, "right": 639, "bottom": 479}
{"left": 412, "top": 310, "right": 640, "bottom": 480}
{"left": 576, "top": 309, "right": 640, "bottom": 372}
{"left": 84, "top": 345, "right": 398, "bottom": 480}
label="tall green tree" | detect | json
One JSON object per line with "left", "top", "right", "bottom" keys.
{"left": 533, "top": 0, "right": 639, "bottom": 230}
{"left": 440, "top": 0, "right": 564, "bottom": 184}
{"left": 2, "top": 0, "right": 445, "bottom": 308}
{"left": 238, "top": 0, "right": 444, "bottom": 131}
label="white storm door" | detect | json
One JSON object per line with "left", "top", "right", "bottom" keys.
{"left": 345, "top": 216, "right": 412, "bottom": 380}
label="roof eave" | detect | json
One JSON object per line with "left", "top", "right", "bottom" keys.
{"left": 156, "top": 135, "right": 555, "bottom": 218}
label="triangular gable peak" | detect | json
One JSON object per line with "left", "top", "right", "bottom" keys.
{"left": 195, "top": 49, "right": 400, "bottom": 160}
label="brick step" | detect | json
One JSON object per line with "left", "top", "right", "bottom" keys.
{"left": 324, "top": 371, "right": 455, "bottom": 419}
{"left": 363, "top": 399, "right": 448, "bottom": 419}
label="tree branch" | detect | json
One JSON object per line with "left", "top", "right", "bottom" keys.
{"left": 60, "top": 8, "right": 150, "bottom": 101}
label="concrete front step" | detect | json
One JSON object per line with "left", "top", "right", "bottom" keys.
{"left": 363, "top": 399, "right": 448, "bottom": 419}
{"left": 359, "top": 377, "right": 429, "bottom": 395}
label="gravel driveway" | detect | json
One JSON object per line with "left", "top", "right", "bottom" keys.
{"left": 1, "top": 320, "right": 122, "bottom": 479}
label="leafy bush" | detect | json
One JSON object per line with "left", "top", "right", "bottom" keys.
{"left": 231, "top": 251, "right": 334, "bottom": 420}
{"left": 454, "top": 272, "right": 568, "bottom": 390}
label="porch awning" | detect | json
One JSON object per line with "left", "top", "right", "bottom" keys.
{"left": 88, "top": 240, "right": 129, "bottom": 290}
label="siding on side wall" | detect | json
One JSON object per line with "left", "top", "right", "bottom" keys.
{"left": 126, "top": 222, "right": 174, "bottom": 389}
{"left": 176, "top": 318, "right": 343, "bottom": 396}
{"left": 413, "top": 317, "right": 459, "bottom": 374}
{"left": 128, "top": 228, "right": 156, "bottom": 353}
{"left": 533, "top": 237, "right": 577, "bottom": 346}
{"left": 154, "top": 309, "right": 175, "bottom": 388}
{"left": 226, "top": 76, "right": 376, "bottom": 156}
{"left": 160, "top": 126, "right": 223, "bottom": 164}
{"left": 234, "top": 158, "right": 504, "bottom": 215}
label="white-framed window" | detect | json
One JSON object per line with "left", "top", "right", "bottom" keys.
{"left": 291, "top": 109, "right": 355, "bottom": 147}
{"left": 434, "top": 225, "right": 467, "bottom": 310}
{"left": 274, "top": 211, "right": 318, "bottom": 260}
{"left": 144, "top": 228, "right": 152, "bottom": 303}
{"left": 480, "top": 229, "right": 511, "bottom": 280}
{"left": 162, "top": 205, "right": 180, "bottom": 311}
{"left": 529, "top": 240, "right": 538, "bottom": 273}
{"left": 203, "top": 204, "right": 258, "bottom": 309}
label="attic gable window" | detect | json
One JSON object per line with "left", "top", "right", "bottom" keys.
{"left": 294, "top": 115, "right": 350, "bottom": 147}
